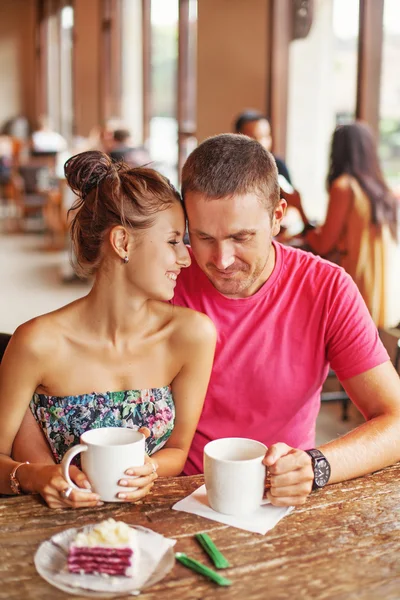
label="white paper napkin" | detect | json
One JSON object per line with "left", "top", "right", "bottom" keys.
{"left": 172, "top": 484, "right": 293, "bottom": 535}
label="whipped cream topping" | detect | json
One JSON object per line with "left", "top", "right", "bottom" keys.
{"left": 72, "top": 519, "right": 136, "bottom": 548}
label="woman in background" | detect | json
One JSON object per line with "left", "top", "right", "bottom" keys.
{"left": 284, "top": 121, "right": 399, "bottom": 328}
{"left": 0, "top": 151, "right": 216, "bottom": 508}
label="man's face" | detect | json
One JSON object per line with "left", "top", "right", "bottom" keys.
{"left": 240, "top": 119, "right": 272, "bottom": 152}
{"left": 186, "top": 191, "right": 286, "bottom": 298}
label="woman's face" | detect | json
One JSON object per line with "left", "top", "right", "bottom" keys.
{"left": 127, "top": 202, "right": 190, "bottom": 301}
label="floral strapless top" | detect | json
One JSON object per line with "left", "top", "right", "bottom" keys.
{"left": 30, "top": 386, "right": 175, "bottom": 464}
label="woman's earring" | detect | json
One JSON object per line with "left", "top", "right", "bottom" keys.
{"left": 123, "top": 256, "right": 129, "bottom": 264}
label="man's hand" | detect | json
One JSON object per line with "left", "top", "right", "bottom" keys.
{"left": 263, "top": 443, "right": 314, "bottom": 506}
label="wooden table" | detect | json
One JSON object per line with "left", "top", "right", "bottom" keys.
{"left": 1, "top": 464, "right": 399, "bottom": 600}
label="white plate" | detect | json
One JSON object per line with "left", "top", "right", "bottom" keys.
{"left": 34, "top": 523, "right": 176, "bottom": 597}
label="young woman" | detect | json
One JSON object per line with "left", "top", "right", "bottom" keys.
{"left": 283, "top": 121, "right": 399, "bottom": 328}
{"left": 0, "top": 151, "right": 216, "bottom": 508}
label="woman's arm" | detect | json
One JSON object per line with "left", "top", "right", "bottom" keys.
{"left": 117, "top": 308, "right": 217, "bottom": 502}
{"left": 0, "top": 323, "right": 49, "bottom": 492}
{"left": 111, "top": 309, "right": 216, "bottom": 502}
{"left": 305, "top": 179, "right": 353, "bottom": 255}
{"left": 13, "top": 409, "right": 55, "bottom": 463}
{"left": 282, "top": 178, "right": 353, "bottom": 255}
{"left": 155, "top": 311, "right": 217, "bottom": 476}
{"left": 0, "top": 323, "right": 100, "bottom": 508}
{"left": 283, "top": 190, "right": 310, "bottom": 227}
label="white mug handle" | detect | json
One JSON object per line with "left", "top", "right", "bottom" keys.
{"left": 61, "top": 444, "right": 91, "bottom": 493}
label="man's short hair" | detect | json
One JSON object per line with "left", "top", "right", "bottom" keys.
{"left": 181, "top": 133, "right": 279, "bottom": 212}
{"left": 234, "top": 110, "right": 269, "bottom": 134}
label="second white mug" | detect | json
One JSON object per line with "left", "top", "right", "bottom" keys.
{"left": 204, "top": 437, "right": 267, "bottom": 516}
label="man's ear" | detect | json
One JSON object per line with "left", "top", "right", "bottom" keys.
{"left": 272, "top": 198, "right": 287, "bottom": 237}
{"left": 109, "top": 226, "right": 131, "bottom": 260}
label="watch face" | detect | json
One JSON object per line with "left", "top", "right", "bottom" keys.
{"left": 314, "top": 458, "right": 331, "bottom": 487}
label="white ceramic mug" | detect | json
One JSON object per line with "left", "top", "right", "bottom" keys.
{"left": 61, "top": 427, "right": 145, "bottom": 502}
{"left": 204, "top": 437, "right": 267, "bottom": 516}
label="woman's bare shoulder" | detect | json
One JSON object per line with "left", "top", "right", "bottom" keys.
{"left": 152, "top": 301, "right": 217, "bottom": 346}
{"left": 9, "top": 301, "right": 80, "bottom": 359}
{"left": 331, "top": 174, "right": 352, "bottom": 192}
{"left": 169, "top": 305, "right": 217, "bottom": 346}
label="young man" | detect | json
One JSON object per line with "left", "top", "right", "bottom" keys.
{"left": 234, "top": 110, "right": 292, "bottom": 184}
{"left": 109, "top": 129, "right": 151, "bottom": 167}
{"left": 173, "top": 133, "right": 400, "bottom": 506}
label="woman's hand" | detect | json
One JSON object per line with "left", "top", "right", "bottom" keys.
{"left": 116, "top": 455, "right": 158, "bottom": 502}
{"left": 32, "top": 464, "right": 102, "bottom": 509}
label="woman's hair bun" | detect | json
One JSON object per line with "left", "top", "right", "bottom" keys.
{"left": 64, "top": 150, "right": 115, "bottom": 198}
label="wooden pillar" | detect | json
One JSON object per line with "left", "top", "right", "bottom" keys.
{"left": 268, "top": 0, "right": 291, "bottom": 158}
{"left": 177, "top": 0, "right": 196, "bottom": 178}
{"left": 356, "top": 0, "right": 384, "bottom": 135}
{"left": 268, "top": 0, "right": 314, "bottom": 158}
{"left": 141, "top": 0, "right": 151, "bottom": 145}
{"left": 73, "top": 0, "right": 102, "bottom": 136}
{"left": 100, "top": 0, "right": 122, "bottom": 123}
{"left": 196, "top": 0, "right": 270, "bottom": 142}
{"left": 121, "top": 0, "right": 143, "bottom": 144}
{"left": 35, "top": 0, "right": 47, "bottom": 120}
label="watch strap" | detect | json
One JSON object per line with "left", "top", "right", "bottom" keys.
{"left": 305, "top": 448, "right": 324, "bottom": 461}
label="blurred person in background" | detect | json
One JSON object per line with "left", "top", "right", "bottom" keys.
{"left": 1, "top": 116, "right": 30, "bottom": 172}
{"left": 234, "top": 109, "right": 304, "bottom": 240}
{"left": 110, "top": 129, "right": 151, "bottom": 167}
{"left": 109, "top": 128, "right": 133, "bottom": 162}
{"left": 91, "top": 117, "right": 125, "bottom": 154}
{"left": 234, "top": 110, "right": 292, "bottom": 185}
{"left": 31, "top": 115, "right": 67, "bottom": 154}
{"left": 0, "top": 134, "right": 13, "bottom": 189}
{"left": 2, "top": 115, "right": 30, "bottom": 142}
{"left": 283, "top": 121, "right": 399, "bottom": 329}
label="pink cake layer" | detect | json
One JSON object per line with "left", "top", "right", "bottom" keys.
{"left": 69, "top": 547, "right": 133, "bottom": 558}
{"left": 68, "top": 563, "right": 129, "bottom": 575}
{"left": 68, "top": 546, "right": 134, "bottom": 576}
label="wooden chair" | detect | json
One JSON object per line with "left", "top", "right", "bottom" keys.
{"left": 379, "top": 325, "right": 400, "bottom": 375}
{"left": 0, "top": 138, "right": 21, "bottom": 226}
{"left": 29, "top": 150, "right": 58, "bottom": 172}
{"left": 393, "top": 325, "right": 400, "bottom": 375}
{"left": 321, "top": 369, "right": 350, "bottom": 421}
{"left": 11, "top": 164, "right": 54, "bottom": 231}
{"left": 0, "top": 333, "right": 12, "bottom": 363}
{"left": 42, "top": 185, "right": 66, "bottom": 249}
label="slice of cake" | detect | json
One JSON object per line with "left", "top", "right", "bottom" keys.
{"left": 67, "top": 518, "right": 138, "bottom": 577}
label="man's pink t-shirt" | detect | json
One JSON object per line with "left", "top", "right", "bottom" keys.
{"left": 172, "top": 241, "right": 389, "bottom": 475}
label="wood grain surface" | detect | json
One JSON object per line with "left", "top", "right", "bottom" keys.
{"left": 0, "top": 464, "right": 399, "bottom": 600}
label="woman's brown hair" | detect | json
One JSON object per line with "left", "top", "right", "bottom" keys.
{"left": 64, "top": 151, "right": 181, "bottom": 277}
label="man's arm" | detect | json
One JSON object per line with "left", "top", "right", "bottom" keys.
{"left": 321, "top": 361, "right": 400, "bottom": 481}
{"left": 264, "top": 361, "right": 400, "bottom": 506}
